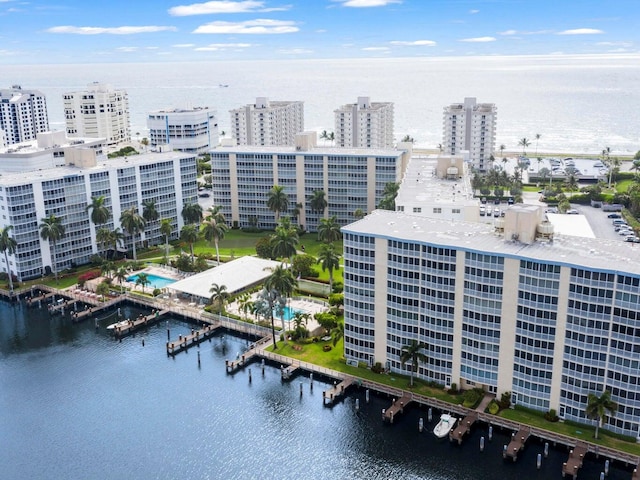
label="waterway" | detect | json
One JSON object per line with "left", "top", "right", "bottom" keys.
{"left": 0, "top": 299, "right": 634, "bottom": 479}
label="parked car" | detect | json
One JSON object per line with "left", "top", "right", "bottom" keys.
{"left": 198, "top": 192, "right": 210, "bottom": 198}
{"left": 625, "top": 236, "right": 640, "bottom": 243}
{"left": 566, "top": 209, "right": 579, "bottom": 214}
{"left": 493, "top": 208, "right": 500, "bottom": 217}
{"left": 479, "top": 206, "right": 486, "bottom": 216}
{"left": 607, "top": 213, "right": 622, "bottom": 219}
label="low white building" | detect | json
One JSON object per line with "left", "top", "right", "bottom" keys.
{"left": 148, "top": 107, "right": 218, "bottom": 154}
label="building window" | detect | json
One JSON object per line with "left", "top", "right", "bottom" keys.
{"left": 413, "top": 207, "right": 421, "bottom": 213}
{"left": 433, "top": 208, "right": 442, "bottom": 214}
{"left": 452, "top": 209, "right": 461, "bottom": 214}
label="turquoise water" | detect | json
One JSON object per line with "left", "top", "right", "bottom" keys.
{"left": 274, "top": 305, "right": 304, "bottom": 321}
{"left": 127, "top": 273, "right": 175, "bottom": 289}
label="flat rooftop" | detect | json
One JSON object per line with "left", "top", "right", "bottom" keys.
{"left": 210, "top": 144, "right": 406, "bottom": 157}
{"left": 343, "top": 209, "right": 640, "bottom": 275}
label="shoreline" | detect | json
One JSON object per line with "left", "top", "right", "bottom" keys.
{"left": 412, "top": 147, "right": 634, "bottom": 160}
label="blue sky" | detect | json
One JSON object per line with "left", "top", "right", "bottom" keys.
{"left": 1, "top": 0, "right": 639, "bottom": 64}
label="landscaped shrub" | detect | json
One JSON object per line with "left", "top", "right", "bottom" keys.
{"left": 78, "top": 270, "right": 101, "bottom": 286}
{"left": 498, "top": 391, "right": 511, "bottom": 409}
{"left": 487, "top": 400, "right": 500, "bottom": 415}
{"left": 255, "top": 237, "right": 274, "bottom": 259}
{"left": 447, "top": 382, "right": 458, "bottom": 395}
{"left": 544, "top": 408, "right": 559, "bottom": 422}
{"left": 371, "top": 362, "right": 384, "bottom": 374}
{"left": 152, "top": 288, "right": 162, "bottom": 297}
{"left": 462, "top": 388, "right": 484, "bottom": 408}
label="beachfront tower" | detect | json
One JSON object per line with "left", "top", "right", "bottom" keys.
{"left": 148, "top": 107, "right": 219, "bottom": 154}
{"left": 442, "top": 97, "right": 496, "bottom": 171}
{"left": 229, "top": 97, "right": 304, "bottom": 146}
{"left": 334, "top": 97, "right": 394, "bottom": 148}
{"left": 0, "top": 86, "right": 49, "bottom": 145}
{"left": 63, "top": 82, "right": 131, "bottom": 147}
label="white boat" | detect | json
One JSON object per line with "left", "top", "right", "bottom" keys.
{"left": 433, "top": 413, "right": 456, "bottom": 438}
{"left": 106, "top": 319, "right": 130, "bottom": 330}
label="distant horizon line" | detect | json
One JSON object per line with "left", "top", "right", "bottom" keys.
{"left": 4, "top": 52, "right": 640, "bottom": 67}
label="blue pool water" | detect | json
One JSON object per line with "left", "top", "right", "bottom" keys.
{"left": 127, "top": 272, "right": 176, "bottom": 289}
{"left": 274, "top": 305, "right": 305, "bottom": 321}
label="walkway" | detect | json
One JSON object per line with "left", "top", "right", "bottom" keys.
{"left": 504, "top": 426, "right": 531, "bottom": 462}
{"left": 450, "top": 411, "right": 479, "bottom": 444}
{"left": 562, "top": 442, "right": 588, "bottom": 479}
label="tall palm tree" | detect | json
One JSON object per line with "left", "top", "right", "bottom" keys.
{"left": 201, "top": 205, "right": 228, "bottom": 264}
{"left": 328, "top": 131, "right": 335, "bottom": 146}
{"left": 181, "top": 202, "right": 203, "bottom": 226}
{"left": 292, "top": 202, "right": 303, "bottom": 226}
{"left": 180, "top": 224, "right": 199, "bottom": 261}
{"left": 400, "top": 340, "right": 428, "bottom": 387}
{"left": 353, "top": 208, "right": 365, "bottom": 220}
{"left": 159, "top": 218, "right": 173, "bottom": 260}
{"left": 534, "top": 133, "right": 541, "bottom": 156}
{"left": 585, "top": 390, "right": 618, "bottom": 439}
{"left": 317, "top": 215, "right": 341, "bottom": 244}
{"left": 142, "top": 199, "right": 159, "bottom": 236}
{"left": 0, "top": 225, "right": 18, "bottom": 292}
{"left": 309, "top": 190, "right": 328, "bottom": 217}
{"left": 518, "top": 137, "right": 530, "bottom": 156}
{"left": 317, "top": 243, "right": 340, "bottom": 293}
{"left": 39, "top": 214, "right": 66, "bottom": 284}
{"left": 209, "top": 282, "right": 230, "bottom": 313}
{"left": 499, "top": 144, "right": 506, "bottom": 157}
{"left": 96, "top": 227, "right": 112, "bottom": 259}
{"left": 319, "top": 130, "right": 329, "bottom": 145}
{"left": 264, "top": 264, "right": 297, "bottom": 345}
{"left": 267, "top": 185, "right": 289, "bottom": 223}
{"left": 270, "top": 223, "right": 299, "bottom": 264}
{"left": 135, "top": 272, "right": 150, "bottom": 292}
{"left": 255, "top": 288, "right": 279, "bottom": 349}
{"left": 86, "top": 195, "right": 111, "bottom": 227}
{"left": 332, "top": 321, "right": 344, "bottom": 347}
{"left": 108, "top": 227, "right": 126, "bottom": 259}
{"left": 115, "top": 266, "right": 128, "bottom": 293}
{"left": 119, "top": 207, "right": 146, "bottom": 261}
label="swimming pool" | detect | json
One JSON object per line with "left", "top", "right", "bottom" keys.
{"left": 273, "top": 305, "right": 307, "bottom": 321}
{"left": 127, "top": 273, "right": 176, "bottom": 289}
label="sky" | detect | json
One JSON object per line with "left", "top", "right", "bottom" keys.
{"left": 1, "top": 0, "right": 639, "bottom": 64}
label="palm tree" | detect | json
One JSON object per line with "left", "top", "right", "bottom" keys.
{"left": 270, "top": 224, "right": 299, "bottom": 263}
{"left": 181, "top": 202, "right": 203, "bottom": 226}
{"left": 319, "top": 130, "right": 329, "bottom": 145}
{"left": 0, "top": 225, "right": 18, "bottom": 292}
{"left": 518, "top": 138, "right": 530, "bottom": 156}
{"left": 209, "top": 282, "right": 230, "bottom": 313}
{"left": 318, "top": 215, "right": 341, "bottom": 244}
{"left": 332, "top": 321, "right": 344, "bottom": 347}
{"left": 96, "top": 227, "right": 112, "bottom": 258}
{"left": 115, "top": 266, "right": 128, "bottom": 293}
{"left": 292, "top": 202, "right": 303, "bottom": 226}
{"left": 255, "top": 288, "right": 279, "bottom": 349}
{"left": 180, "top": 224, "right": 199, "bottom": 261}
{"left": 237, "top": 292, "right": 253, "bottom": 321}
{"left": 585, "top": 390, "right": 618, "bottom": 439}
{"left": 400, "top": 340, "right": 428, "bottom": 387}
{"left": 353, "top": 208, "right": 365, "bottom": 220}
{"left": 317, "top": 243, "right": 340, "bottom": 293}
{"left": 159, "top": 219, "right": 173, "bottom": 260}
{"left": 135, "top": 272, "right": 150, "bottom": 292}
{"left": 534, "top": 133, "right": 541, "bottom": 156}
{"left": 119, "top": 207, "right": 146, "bottom": 261}
{"left": 309, "top": 190, "right": 328, "bottom": 218}
{"left": 536, "top": 157, "right": 543, "bottom": 174}
{"left": 108, "top": 227, "right": 126, "bottom": 259}
{"left": 328, "top": 131, "right": 335, "bottom": 146}
{"left": 201, "top": 205, "right": 228, "bottom": 264}
{"left": 632, "top": 158, "right": 640, "bottom": 181}
{"left": 401, "top": 134, "right": 415, "bottom": 143}
{"left": 86, "top": 195, "right": 111, "bottom": 227}
{"left": 264, "top": 263, "right": 297, "bottom": 345}
{"left": 142, "top": 199, "right": 159, "bottom": 229}
{"left": 267, "top": 185, "right": 289, "bottom": 223}
{"left": 39, "top": 214, "right": 66, "bottom": 284}
{"left": 101, "top": 261, "right": 115, "bottom": 280}
{"left": 499, "top": 144, "right": 506, "bottom": 157}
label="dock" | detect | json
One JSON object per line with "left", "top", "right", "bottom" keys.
{"left": 166, "top": 324, "right": 220, "bottom": 355}
{"left": 280, "top": 363, "right": 300, "bottom": 381}
{"left": 504, "top": 426, "right": 531, "bottom": 461}
{"left": 383, "top": 391, "right": 413, "bottom": 423}
{"left": 323, "top": 377, "right": 355, "bottom": 405}
{"left": 26, "top": 291, "right": 55, "bottom": 305}
{"left": 562, "top": 442, "right": 588, "bottom": 479}
{"left": 112, "top": 309, "right": 168, "bottom": 338}
{"left": 633, "top": 464, "right": 640, "bottom": 480}
{"left": 225, "top": 337, "right": 271, "bottom": 374}
{"left": 450, "top": 411, "right": 479, "bottom": 444}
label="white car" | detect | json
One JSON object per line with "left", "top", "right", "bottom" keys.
{"left": 566, "top": 209, "right": 579, "bottom": 214}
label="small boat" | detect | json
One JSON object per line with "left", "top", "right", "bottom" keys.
{"left": 433, "top": 413, "right": 456, "bottom": 438}
{"left": 106, "top": 319, "right": 130, "bottom": 330}
{"left": 219, "top": 84, "right": 229, "bottom": 88}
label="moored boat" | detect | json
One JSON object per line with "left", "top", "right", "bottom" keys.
{"left": 433, "top": 413, "right": 456, "bottom": 438}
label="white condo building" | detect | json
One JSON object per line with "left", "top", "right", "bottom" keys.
{"left": 148, "top": 107, "right": 219, "bottom": 154}
{"left": 0, "top": 146, "right": 197, "bottom": 281}
{"left": 334, "top": 97, "right": 394, "bottom": 149}
{"left": 0, "top": 86, "right": 49, "bottom": 145}
{"left": 63, "top": 82, "right": 131, "bottom": 147}
{"left": 443, "top": 97, "right": 496, "bottom": 172}
{"left": 230, "top": 97, "right": 304, "bottom": 146}
{"left": 342, "top": 207, "right": 640, "bottom": 438}
{"left": 210, "top": 133, "right": 410, "bottom": 232}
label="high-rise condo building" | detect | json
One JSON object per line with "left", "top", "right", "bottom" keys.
{"left": 0, "top": 86, "right": 49, "bottom": 145}
{"left": 342, "top": 207, "right": 640, "bottom": 438}
{"left": 210, "top": 132, "right": 410, "bottom": 232}
{"left": 148, "top": 107, "right": 219, "bottom": 154}
{"left": 63, "top": 82, "right": 131, "bottom": 147}
{"left": 334, "top": 97, "right": 394, "bottom": 148}
{"left": 0, "top": 145, "right": 197, "bottom": 281}
{"left": 229, "top": 97, "right": 304, "bottom": 146}
{"left": 442, "top": 97, "right": 496, "bottom": 171}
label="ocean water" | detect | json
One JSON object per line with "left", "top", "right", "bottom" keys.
{"left": 0, "top": 299, "right": 635, "bottom": 479}
{"left": 2, "top": 55, "right": 639, "bottom": 155}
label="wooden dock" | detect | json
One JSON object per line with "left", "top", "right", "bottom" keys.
{"left": 450, "top": 411, "right": 479, "bottom": 444}
{"left": 562, "top": 442, "right": 588, "bottom": 479}
{"left": 166, "top": 324, "right": 220, "bottom": 355}
{"left": 504, "top": 426, "right": 531, "bottom": 461}
{"left": 280, "top": 363, "right": 300, "bottom": 381}
{"left": 383, "top": 391, "right": 413, "bottom": 423}
{"left": 323, "top": 377, "right": 355, "bottom": 405}
{"left": 633, "top": 464, "right": 640, "bottom": 480}
{"left": 113, "top": 309, "right": 168, "bottom": 338}
{"left": 26, "top": 291, "right": 55, "bottom": 305}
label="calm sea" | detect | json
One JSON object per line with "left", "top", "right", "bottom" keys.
{"left": 0, "top": 299, "right": 633, "bottom": 479}
{"left": 2, "top": 55, "right": 639, "bottom": 155}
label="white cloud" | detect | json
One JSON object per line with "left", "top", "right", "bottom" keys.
{"left": 469, "top": 9, "right": 479, "bottom": 14}
{"left": 193, "top": 19, "right": 298, "bottom": 34}
{"left": 459, "top": 36, "right": 496, "bottom": 43}
{"left": 117, "top": 46, "right": 139, "bottom": 52}
{"left": 47, "top": 25, "right": 177, "bottom": 35}
{"left": 390, "top": 40, "right": 436, "bottom": 46}
{"left": 278, "top": 48, "right": 313, "bottom": 55}
{"left": 168, "top": 1, "right": 290, "bottom": 16}
{"left": 499, "top": 29, "right": 551, "bottom": 36}
{"left": 596, "top": 41, "right": 632, "bottom": 47}
{"left": 498, "top": 29, "right": 517, "bottom": 36}
{"left": 336, "top": 0, "right": 401, "bottom": 7}
{"left": 362, "top": 46, "right": 389, "bottom": 51}
{"left": 173, "top": 43, "right": 196, "bottom": 47}
{"left": 557, "top": 28, "right": 604, "bottom": 35}
{"left": 194, "top": 42, "right": 254, "bottom": 50}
